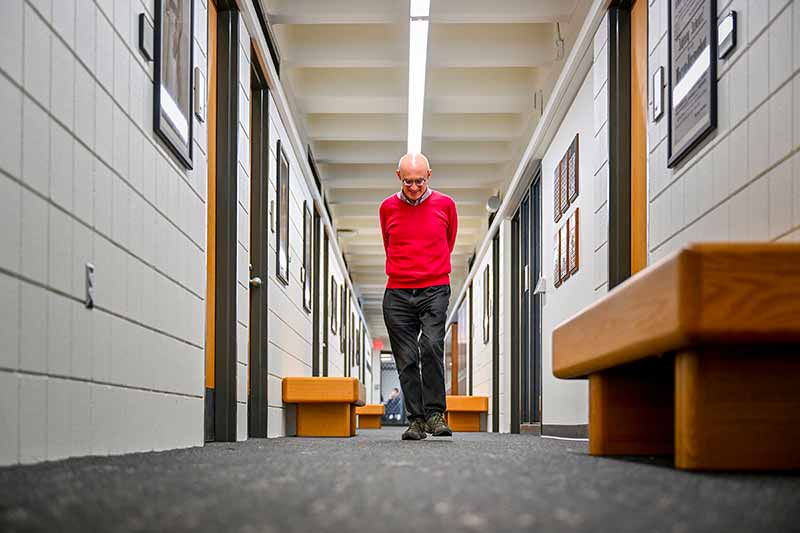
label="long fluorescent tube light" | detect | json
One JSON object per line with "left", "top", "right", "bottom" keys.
{"left": 407, "top": 18, "right": 429, "bottom": 154}
{"left": 410, "top": 0, "right": 430, "bottom": 18}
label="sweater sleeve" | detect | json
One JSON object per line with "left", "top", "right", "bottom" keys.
{"left": 447, "top": 199, "right": 458, "bottom": 253}
{"left": 379, "top": 202, "right": 389, "bottom": 253}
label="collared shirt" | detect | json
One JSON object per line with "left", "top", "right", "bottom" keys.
{"left": 396, "top": 187, "right": 433, "bottom": 206}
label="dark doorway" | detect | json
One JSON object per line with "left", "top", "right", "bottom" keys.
{"left": 322, "top": 230, "right": 330, "bottom": 376}
{"left": 312, "top": 208, "right": 322, "bottom": 376}
{"left": 511, "top": 162, "right": 543, "bottom": 434}
{"left": 247, "top": 52, "right": 269, "bottom": 438}
{"left": 205, "top": 0, "right": 240, "bottom": 443}
{"left": 492, "top": 232, "right": 500, "bottom": 433}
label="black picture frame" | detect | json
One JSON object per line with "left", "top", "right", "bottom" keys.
{"left": 667, "top": 0, "right": 717, "bottom": 168}
{"left": 330, "top": 277, "right": 338, "bottom": 334}
{"left": 340, "top": 286, "right": 347, "bottom": 353}
{"left": 275, "top": 140, "right": 290, "bottom": 285}
{"left": 302, "top": 201, "right": 313, "bottom": 313}
{"left": 482, "top": 264, "right": 490, "bottom": 345}
{"left": 153, "top": 0, "right": 194, "bottom": 169}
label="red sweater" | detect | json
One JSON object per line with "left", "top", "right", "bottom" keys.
{"left": 379, "top": 190, "right": 458, "bottom": 289}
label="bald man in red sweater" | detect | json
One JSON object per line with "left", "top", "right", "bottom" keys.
{"left": 380, "top": 153, "right": 458, "bottom": 440}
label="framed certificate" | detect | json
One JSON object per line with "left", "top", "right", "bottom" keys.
{"left": 568, "top": 135, "right": 579, "bottom": 203}
{"left": 553, "top": 230, "right": 562, "bottom": 288}
{"left": 553, "top": 161, "right": 562, "bottom": 223}
{"left": 559, "top": 224, "right": 569, "bottom": 282}
{"left": 568, "top": 208, "right": 579, "bottom": 274}
{"left": 667, "top": 0, "right": 717, "bottom": 167}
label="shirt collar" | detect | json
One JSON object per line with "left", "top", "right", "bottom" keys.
{"left": 397, "top": 188, "right": 433, "bottom": 206}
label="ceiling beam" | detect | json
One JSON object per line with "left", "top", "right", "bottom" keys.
{"left": 273, "top": 24, "right": 406, "bottom": 68}
{"left": 319, "top": 163, "right": 505, "bottom": 188}
{"left": 328, "top": 187, "right": 497, "bottom": 205}
{"left": 429, "top": 24, "right": 557, "bottom": 68}
{"left": 331, "top": 203, "right": 488, "bottom": 217}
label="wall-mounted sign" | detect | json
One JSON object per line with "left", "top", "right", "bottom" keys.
{"left": 553, "top": 161, "right": 563, "bottom": 223}
{"left": 567, "top": 134, "right": 579, "bottom": 203}
{"left": 667, "top": 0, "right": 717, "bottom": 168}
{"left": 553, "top": 231, "right": 561, "bottom": 288}
{"left": 652, "top": 66, "right": 664, "bottom": 121}
{"left": 718, "top": 11, "right": 737, "bottom": 59}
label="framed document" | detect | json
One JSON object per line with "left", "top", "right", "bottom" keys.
{"left": 560, "top": 154, "right": 569, "bottom": 215}
{"left": 553, "top": 230, "right": 562, "bottom": 288}
{"left": 275, "top": 140, "right": 290, "bottom": 285}
{"left": 330, "top": 277, "right": 338, "bottom": 334}
{"left": 568, "top": 135, "right": 579, "bottom": 203}
{"left": 559, "top": 224, "right": 569, "bottom": 282}
{"left": 568, "top": 208, "right": 579, "bottom": 274}
{"left": 668, "top": 0, "right": 717, "bottom": 167}
{"left": 154, "top": 0, "right": 195, "bottom": 168}
{"left": 302, "top": 201, "right": 313, "bottom": 313}
{"left": 553, "top": 161, "right": 562, "bottom": 223}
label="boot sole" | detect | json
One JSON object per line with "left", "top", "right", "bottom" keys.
{"left": 401, "top": 432, "right": 427, "bottom": 440}
{"left": 431, "top": 429, "right": 452, "bottom": 437}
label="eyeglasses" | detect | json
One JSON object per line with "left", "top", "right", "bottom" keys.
{"left": 402, "top": 178, "right": 427, "bottom": 187}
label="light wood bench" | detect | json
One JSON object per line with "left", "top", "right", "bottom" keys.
{"left": 445, "top": 395, "right": 489, "bottom": 432}
{"left": 355, "top": 404, "right": 385, "bottom": 429}
{"left": 553, "top": 244, "right": 800, "bottom": 470}
{"left": 282, "top": 377, "right": 366, "bottom": 437}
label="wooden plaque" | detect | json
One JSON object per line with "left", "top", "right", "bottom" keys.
{"left": 553, "top": 230, "right": 562, "bottom": 287}
{"left": 560, "top": 224, "right": 569, "bottom": 282}
{"left": 554, "top": 161, "right": 562, "bottom": 223}
{"left": 560, "top": 154, "right": 569, "bottom": 215}
{"left": 568, "top": 208, "right": 579, "bottom": 274}
{"left": 568, "top": 135, "right": 579, "bottom": 203}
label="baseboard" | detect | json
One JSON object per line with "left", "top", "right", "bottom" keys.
{"left": 541, "top": 424, "right": 588, "bottom": 439}
{"left": 520, "top": 423, "right": 541, "bottom": 435}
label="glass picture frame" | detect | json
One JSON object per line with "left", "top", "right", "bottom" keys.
{"left": 275, "top": 140, "right": 290, "bottom": 285}
{"left": 302, "top": 201, "right": 312, "bottom": 313}
{"left": 153, "top": 0, "right": 195, "bottom": 168}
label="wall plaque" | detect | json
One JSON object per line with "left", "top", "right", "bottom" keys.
{"left": 553, "top": 231, "right": 562, "bottom": 288}
{"left": 559, "top": 224, "right": 569, "bottom": 282}
{"left": 567, "top": 135, "right": 579, "bottom": 203}
{"left": 560, "top": 154, "right": 569, "bottom": 215}
{"left": 554, "top": 161, "right": 563, "bottom": 223}
{"left": 668, "top": 0, "right": 717, "bottom": 167}
{"left": 568, "top": 208, "right": 579, "bottom": 274}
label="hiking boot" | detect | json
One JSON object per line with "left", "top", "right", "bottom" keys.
{"left": 425, "top": 412, "right": 452, "bottom": 437}
{"left": 402, "top": 418, "right": 428, "bottom": 440}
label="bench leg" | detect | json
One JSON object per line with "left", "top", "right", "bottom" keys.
{"left": 675, "top": 347, "right": 800, "bottom": 470}
{"left": 589, "top": 358, "right": 674, "bottom": 456}
{"left": 358, "top": 415, "right": 382, "bottom": 429}
{"left": 296, "top": 403, "right": 355, "bottom": 437}
{"left": 447, "top": 412, "right": 482, "bottom": 432}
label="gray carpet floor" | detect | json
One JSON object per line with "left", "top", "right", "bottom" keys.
{"left": 1, "top": 427, "right": 799, "bottom": 533}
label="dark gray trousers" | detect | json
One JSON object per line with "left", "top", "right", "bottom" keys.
{"left": 382, "top": 285, "right": 450, "bottom": 420}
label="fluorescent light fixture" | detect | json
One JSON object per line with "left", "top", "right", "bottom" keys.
{"left": 410, "top": 0, "right": 430, "bottom": 17}
{"left": 407, "top": 18, "right": 429, "bottom": 154}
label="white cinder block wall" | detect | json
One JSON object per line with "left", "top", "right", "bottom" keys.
{"left": 471, "top": 250, "right": 494, "bottom": 429}
{"left": 0, "top": 0, "right": 208, "bottom": 465}
{"left": 539, "top": 18, "right": 611, "bottom": 428}
{"left": 647, "top": 0, "right": 800, "bottom": 260}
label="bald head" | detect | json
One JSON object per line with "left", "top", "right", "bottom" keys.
{"left": 396, "top": 152, "right": 432, "bottom": 201}
{"left": 397, "top": 153, "right": 431, "bottom": 176}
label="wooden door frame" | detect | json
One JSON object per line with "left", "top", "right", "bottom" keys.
{"left": 205, "top": 0, "right": 240, "bottom": 443}
{"left": 247, "top": 49, "right": 269, "bottom": 438}
{"left": 510, "top": 210, "right": 521, "bottom": 433}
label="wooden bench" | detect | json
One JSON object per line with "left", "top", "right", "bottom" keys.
{"left": 553, "top": 244, "right": 800, "bottom": 470}
{"left": 445, "top": 395, "right": 489, "bottom": 432}
{"left": 355, "top": 404, "right": 385, "bottom": 429}
{"left": 282, "top": 377, "right": 366, "bottom": 437}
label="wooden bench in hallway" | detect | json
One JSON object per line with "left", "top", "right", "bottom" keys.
{"left": 282, "top": 377, "right": 366, "bottom": 437}
{"left": 446, "top": 395, "right": 489, "bottom": 432}
{"left": 355, "top": 404, "right": 385, "bottom": 429}
{"left": 552, "top": 243, "right": 800, "bottom": 470}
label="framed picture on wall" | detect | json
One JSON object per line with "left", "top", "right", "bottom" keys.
{"left": 560, "top": 224, "right": 569, "bottom": 282}
{"left": 553, "top": 230, "right": 562, "bottom": 288}
{"left": 302, "top": 201, "right": 313, "bottom": 313}
{"left": 568, "top": 208, "right": 580, "bottom": 274}
{"left": 275, "top": 140, "right": 290, "bottom": 285}
{"left": 568, "top": 135, "right": 579, "bottom": 203}
{"left": 482, "top": 265, "right": 490, "bottom": 344}
{"left": 553, "top": 161, "right": 562, "bottom": 223}
{"left": 560, "top": 154, "right": 569, "bottom": 215}
{"left": 340, "top": 286, "right": 347, "bottom": 353}
{"left": 667, "top": 0, "right": 717, "bottom": 167}
{"left": 153, "top": 0, "right": 195, "bottom": 168}
{"left": 330, "top": 277, "right": 338, "bottom": 334}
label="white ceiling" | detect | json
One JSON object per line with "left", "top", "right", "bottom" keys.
{"left": 262, "top": 0, "right": 590, "bottom": 344}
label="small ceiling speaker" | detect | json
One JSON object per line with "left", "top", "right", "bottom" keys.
{"left": 486, "top": 194, "right": 501, "bottom": 213}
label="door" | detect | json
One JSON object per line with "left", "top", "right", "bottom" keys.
{"left": 312, "top": 208, "right": 322, "bottom": 376}
{"left": 322, "top": 230, "right": 329, "bottom": 376}
{"left": 247, "top": 57, "right": 269, "bottom": 438}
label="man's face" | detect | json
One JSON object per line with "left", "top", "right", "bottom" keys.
{"left": 396, "top": 161, "right": 432, "bottom": 201}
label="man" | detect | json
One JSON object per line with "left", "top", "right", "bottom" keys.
{"left": 380, "top": 153, "right": 458, "bottom": 440}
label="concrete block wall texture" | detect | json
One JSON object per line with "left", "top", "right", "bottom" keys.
{"left": 647, "top": 0, "right": 800, "bottom": 261}
{"left": 0, "top": 0, "right": 208, "bottom": 465}
{"left": 470, "top": 248, "right": 494, "bottom": 429}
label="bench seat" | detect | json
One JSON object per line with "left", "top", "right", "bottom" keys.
{"left": 445, "top": 395, "right": 489, "bottom": 432}
{"left": 355, "top": 404, "right": 385, "bottom": 429}
{"left": 282, "top": 377, "right": 366, "bottom": 437}
{"left": 553, "top": 243, "right": 800, "bottom": 470}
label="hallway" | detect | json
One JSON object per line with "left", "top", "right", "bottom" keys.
{"left": 1, "top": 429, "right": 799, "bottom": 533}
